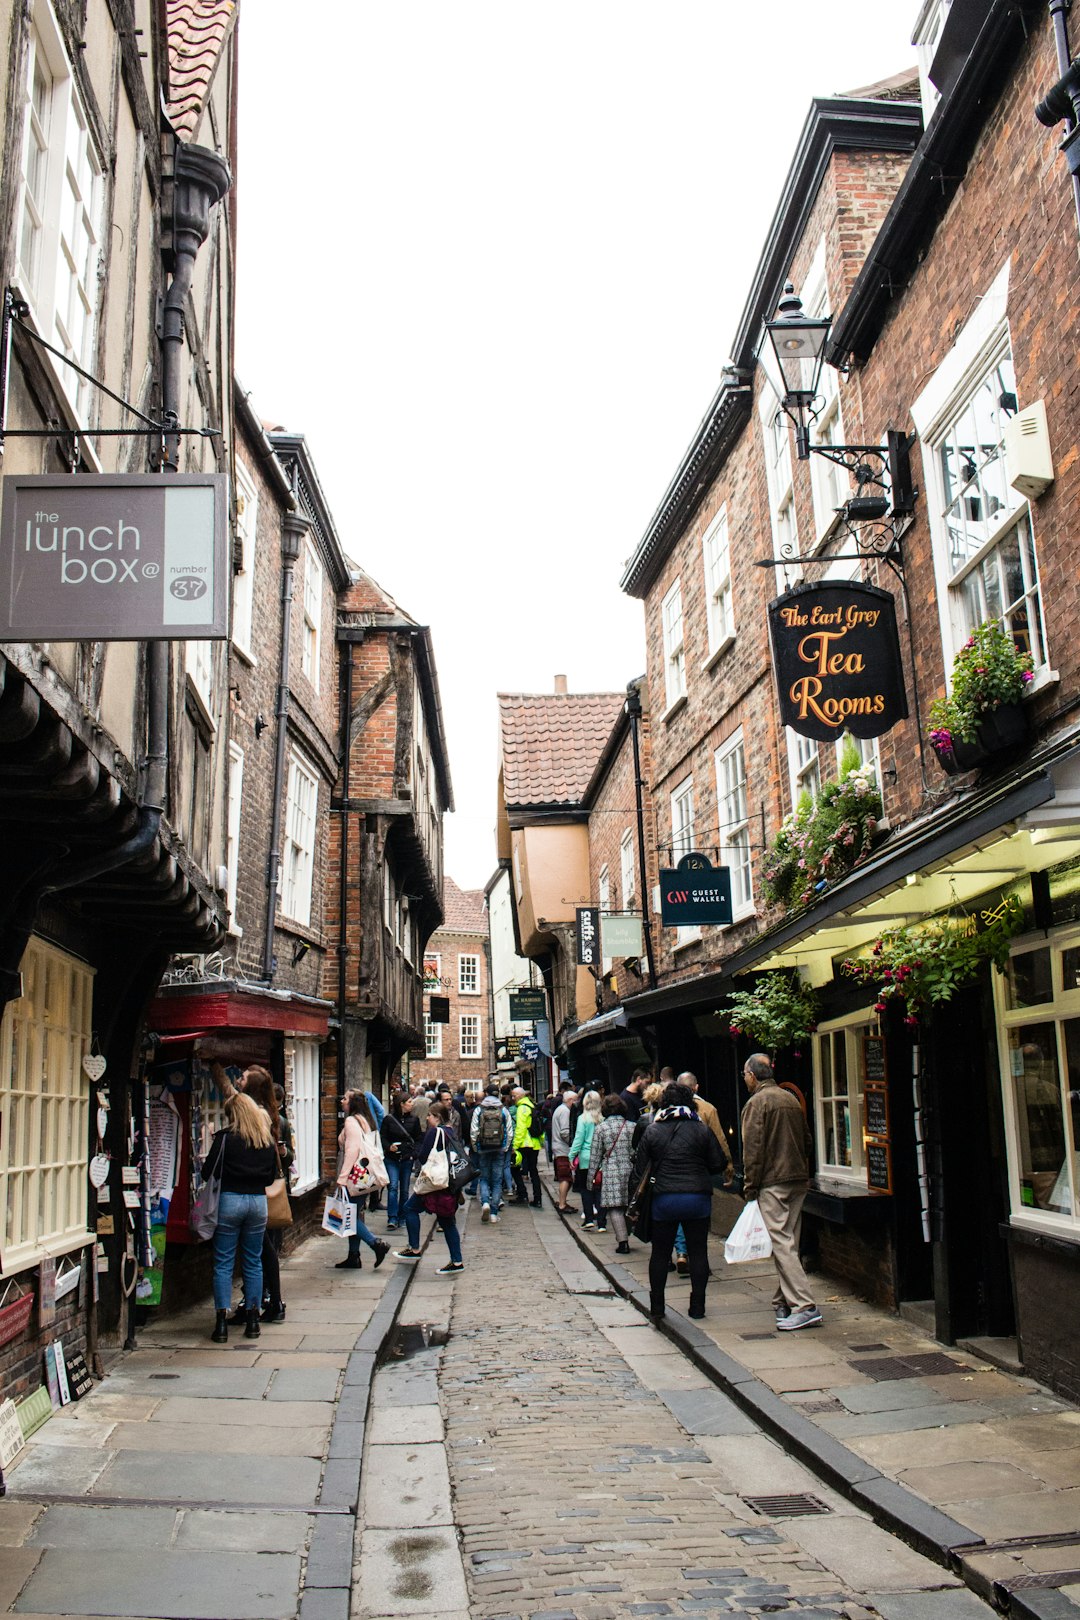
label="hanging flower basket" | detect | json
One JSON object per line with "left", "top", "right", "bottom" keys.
{"left": 841, "top": 897, "right": 1023, "bottom": 1023}
{"left": 725, "top": 972, "right": 817, "bottom": 1055}
{"left": 932, "top": 701, "right": 1029, "bottom": 775}
{"left": 928, "top": 622, "right": 1033, "bottom": 775}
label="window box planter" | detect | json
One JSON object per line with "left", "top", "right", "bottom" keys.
{"left": 931, "top": 700, "right": 1028, "bottom": 775}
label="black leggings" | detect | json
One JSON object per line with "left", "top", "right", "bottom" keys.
{"left": 262, "top": 1229, "right": 281, "bottom": 1306}
{"left": 649, "top": 1216, "right": 710, "bottom": 1313}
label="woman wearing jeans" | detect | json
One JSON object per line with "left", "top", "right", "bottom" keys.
{"left": 380, "top": 1093, "right": 419, "bottom": 1230}
{"left": 393, "top": 1103, "right": 465, "bottom": 1273}
{"left": 204, "top": 1093, "right": 279, "bottom": 1344}
{"left": 336, "top": 1092, "right": 391, "bottom": 1270}
{"left": 631, "top": 1082, "right": 727, "bottom": 1324}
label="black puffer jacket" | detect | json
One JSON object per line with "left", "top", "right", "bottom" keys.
{"left": 633, "top": 1112, "right": 726, "bottom": 1197}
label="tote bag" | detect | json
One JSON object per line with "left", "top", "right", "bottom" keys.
{"left": 190, "top": 1132, "right": 227, "bottom": 1240}
{"left": 265, "top": 1176, "right": 293, "bottom": 1230}
{"left": 321, "top": 1188, "right": 358, "bottom": 1238}
{"left": 413, "top": 1128, "right": 450, "bottom": 1194}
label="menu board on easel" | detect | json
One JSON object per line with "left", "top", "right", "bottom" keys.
{"left": 862, "top": 1035, "right": 891, "bottom": 1193}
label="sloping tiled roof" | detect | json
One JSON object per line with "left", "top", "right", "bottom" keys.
{"left": 499, "top": 692, "right": 624, "bottom": 809}
{"left": 166, "top": 0, "right": 236, "bottom": 141}
{"left": 441, "top": 877, "right": 486, "bottom": 934}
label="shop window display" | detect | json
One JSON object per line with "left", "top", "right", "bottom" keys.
{"left": 997, "top": 935, "right": 1080, "bottom": 1226}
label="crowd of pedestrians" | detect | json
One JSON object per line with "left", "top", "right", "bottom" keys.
{"left": 198, "top": 1051, "right": 821, "bottom": 1337}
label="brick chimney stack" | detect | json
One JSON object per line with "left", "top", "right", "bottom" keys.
{"left": 554, "top": 674, "right": 567, "bottom": 694}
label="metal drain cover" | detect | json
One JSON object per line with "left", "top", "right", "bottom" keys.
{"left": 742, "top": 1492, "right": 831, "bottom": 1518}
{"left": 849, "top": 1351, "right": 966, "bottom": 1381}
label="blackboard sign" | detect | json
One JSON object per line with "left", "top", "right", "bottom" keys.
{"left": 64, "top": 1352, "right": 93, "bottom": 1401}
{"left": 862, "top": 1035, "right": 887, "bottom": 1087}
{"left": 866, "top": 1138, "right": 892, "bottom": 1194}
{"left": 768, "top": 580, "right": 908, "bottom": 741}
{"left": 865, "top": 1086, "right": 889, "bottom": 1140}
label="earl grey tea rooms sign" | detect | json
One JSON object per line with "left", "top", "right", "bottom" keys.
{"left": 768, "top": 579, "right": 907, "bottom": 742}
{"left": 0, "top": 474, "right": 228, "bottom": 641}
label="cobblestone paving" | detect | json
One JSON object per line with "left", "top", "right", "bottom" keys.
{"left": 437, "top": 1208, "right": 949, "bottom": 1620}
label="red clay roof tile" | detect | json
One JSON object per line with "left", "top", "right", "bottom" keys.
{"left": 498, "top": 692, "right": 624, "bottom": 808}
{"left": 440, "top": 877, "right": 486, "bottom": 935}
{"left": 166, "top": 1, "right": 236, "bottom": 142}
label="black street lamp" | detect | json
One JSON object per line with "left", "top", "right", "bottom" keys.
{"left": 761, "top": 283, "right": 831, "bottom": 460}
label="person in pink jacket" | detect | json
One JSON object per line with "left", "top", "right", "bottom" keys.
{"left": 335, "top": 1093, "right": 391, "bottom": 1270}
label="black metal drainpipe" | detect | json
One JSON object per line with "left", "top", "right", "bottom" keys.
{"left": 1048, "top": 0, "right": 1080, "bottom": 232}
{"left": 262, "top": 505, "right": 307, "bottom": 981}
{"left": 625, "top": 679, "right": 657, "bottom": 989}
{"left": 337, "top": 633, "right": 355, "bottom": 1108}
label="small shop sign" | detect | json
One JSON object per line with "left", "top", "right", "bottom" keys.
{"left": 768, "top": 580, "right": 907, "bottom": 741}
{"left": 0, "top": 1287, "right": 33, "bottom": 1348}
{"left": 576, "top": 907, "right": 600, "bottom": 967}
{"left": 509, "top": 989, "right": 546, "bottom": 1021}
{"left": 659, "top": 853, "right": 732, "bottom": 928}
{"left": 0, "top": 473, "right": 228, "bottom": 641}
{"left": 601, "top": 915, "right": 644, "bottom": 958}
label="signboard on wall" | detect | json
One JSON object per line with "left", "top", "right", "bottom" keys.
{"left": 509, "top": 989, "right": 546, "bottom": 1021}
{"left": 601, "top": 915, "right": 644, "bottom": 958}
{"left": 768, "top": 579, "right": 907, "bottom": 741}
{"left": 659, "top": 854, "right": 732, "bottom": 928}
{"left": 428, "top": 995, "right": 450, "bottom": 1025}
{"left": 576, "top": 907, "right": 600, "bottom": 967}
{"left": 0, "top": 474, "right": 228, "bottom": 640}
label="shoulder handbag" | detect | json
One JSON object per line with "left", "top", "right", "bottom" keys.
{"left": 265, "top": 1175, "right": 293, "bottom": 1229}
{"left": 626, "top": 1121, "right": 681, "bottom": 1243}
{"left": 190, "top": 1131, "right": 227, "bottom": 1240}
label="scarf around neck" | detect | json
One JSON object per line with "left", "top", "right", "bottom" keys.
{"left": 654, "top": 1105, "right": 695, "bottom": 1122}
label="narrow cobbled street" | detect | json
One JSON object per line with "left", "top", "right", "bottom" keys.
{"left": 351, "top": 1205, "right": 996, "bottom": 1620}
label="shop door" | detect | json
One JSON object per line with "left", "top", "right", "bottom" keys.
{"left": 929, "top": 984, "right": 1015, "bottom": 1342}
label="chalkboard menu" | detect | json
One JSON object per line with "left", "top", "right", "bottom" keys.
{"left": 865, "top": 1087, "right": 889, "bottom": 1140}
{"left": 862, "top": 1035, "right": 887, "bottom": 1086}
{"left": 866, "top": 1138, "right": 892, "bottom": 1194}
{"left": 64, "top": 1352, "right": 93, "bottom": 1401}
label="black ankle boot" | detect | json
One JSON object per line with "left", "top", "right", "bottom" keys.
{"left": 689, "top": 1293, "right": 706, "bottom": 1319}
{"left": 335, "top": 1253, "right": 361, "bottom": 1269}
{"left": 261, "top": 1301, "right": 286, "bottom": 1324}
{"left": 244, "top": 1307, "right": 261, "bottom": 1339}
{"left": 211, "top": 1309, "right": 228, "bottom": 1344}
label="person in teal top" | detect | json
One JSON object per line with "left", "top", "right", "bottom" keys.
{"left": 570, "top": 1090, "right": 604, "bottom": 1229}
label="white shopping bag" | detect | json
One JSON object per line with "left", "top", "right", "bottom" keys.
{"left": 723, "top": 1199, "right": 773, "bottom": 1264}
{"left": 321, "top": 1189, "right": 358, "bottom": 1239}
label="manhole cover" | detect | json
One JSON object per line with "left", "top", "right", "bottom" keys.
{"left": 849, "top": 1352, "right": 966, "bottom": 1381}
{"left": 742, "top": 1493, "right": 831, "bottom": 1518}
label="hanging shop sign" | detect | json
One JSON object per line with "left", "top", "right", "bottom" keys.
{"left": 520, "top": 1038, "right": 541, "bottom": 1060}
{"left": 601, "top": 915, "right": 644, "bottom": 959}
{"left": 659, "top": 853, "right": 732, "bottom": 928}
{"left": 496, "top": 1035, "right": 523, "bottom": 1063}
{"left": 0, "top": 473, "right": 228, "bottom": 641}
{"left": 768, "top": 579, "right": 907, "bottom": 742}
{"left": 509, "top": 989, "right": 546, "bottom": 1021}
{"left": 576, "top": 907, "right": 600, "bottom": 967}
{"left": 428, "top": 995, "right": 450, "bottom": 1025}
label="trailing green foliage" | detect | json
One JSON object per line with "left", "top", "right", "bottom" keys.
{"left": 725, "top": 972, "right": 818, "bottom": 1054}
{"left": 927, "top": 619, "right": 1033, "bottom": 753}
{"left": 841, "top": 897, "right": 1024, "bottom": 1022}
{"left": 762, "top": 746, "right": 883, "bottom": 911}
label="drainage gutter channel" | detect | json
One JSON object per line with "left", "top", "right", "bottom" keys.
{"left": 298, "top": 1220, "right": 438, "bottom": 1620}
{"left": 545, "top": 1188, "right": 1065, "bottom": 1620}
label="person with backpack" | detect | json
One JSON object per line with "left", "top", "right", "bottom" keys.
{"left": 510, "top": 1086, "right": 544, "bottom": 1207}
{"left": 470, "top": 1082, "right": 513, "bottom": 1223}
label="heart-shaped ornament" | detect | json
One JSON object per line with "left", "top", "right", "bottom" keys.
{"left": 89, "top": 1153, "right": 110, "bottom": 1189}
{"left": 96, "top": 1107, "right": 109, "bottom": 1138}
{"left": 83, "top": 1054, "right": 107, "bottom": 1082}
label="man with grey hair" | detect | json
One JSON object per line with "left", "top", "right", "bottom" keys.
{"left": 677, "top": 1072, "right": 734, "bottom": 1183}
{"left": 741, "top": 1053, "right": 820, "bottom": 1331}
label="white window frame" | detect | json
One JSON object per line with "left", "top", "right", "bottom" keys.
{"left": 460, "top": 1013, "right": 481, "bottom": 1060}
{"left": 661, "top": 579, "right": 686, "bottom": 711}
{"left": 995, "top": 926, "right": 1080, "bottom": 1238}
{"left": 290, "top": 1040, "right": 320, "bottom": 1194}
{"left": 458, "top": 953, "right": 480, "bottom": 995}
{"left": 281, "top": 753, "right": 319, "bottom": 928}
{"left": 912, "top": 0, "right": 951, "bottom": 120}
{"left": 225, "top": 743, "right": 243, "bottom": 935}
{"left": 301, "top": 534, "right": 322, "bottom": 690}
{"left": 599, "top": 864, "right": 612, "bottom": 972}
{"left": 620, "top": 828, "right": 635, "bottom": 906}
{"left": 812, "top": 1009, "right": 876, "bottom": 1184}
{"left": 715, "top": 730, "right": 753, "bottom": 921}
{"left": 912, "top": 259, "right": 1051, "bottom": 690}
{"left": 702, "top": 507, "right": 735, "bottom": 661}
{"left": 787, "top": 728, "right": 821, "bottom": 810}
{"left": 15, "top": 6, "right": 104, "bottom": 425}
{"left": 187, "top": 639, "right": 214, "bottom": 718}
{"left": 231, "top": 459, "right": 257, "bottom": 659}
{"left": 0, "top": 937, "right": 95, "bottom": 1275}
{"left": 425, "top": 1012, "right": 442, "bottom": 1059}
{"left": 670, "top": 775, "right": 699, "bottom": 947}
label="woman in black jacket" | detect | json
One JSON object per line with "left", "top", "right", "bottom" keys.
{"left": 202, "top": 1092, "right": 279, "bottom": 1344}
{"left": 632, "top": 1082, "right": 726, "bottom": 1323}
{"left": 381, "top": 1094, "right": 421, "bottom": 1231}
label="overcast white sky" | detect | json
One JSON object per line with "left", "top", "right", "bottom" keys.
{"left": 235, "top": 1, "right": 919, "bottom": 892}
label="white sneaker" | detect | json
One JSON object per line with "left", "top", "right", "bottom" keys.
{"left": 489, "top": 1214, "right": 500, "bottom": 1223}
{"left": 481, "top": 1203, "right": 490, "bottom": 1223}
{"left": 776, "top": 1306, "right": 822, "bottom": 1332}
{"left": 584, "top": 1221, "right": 597, "bottom": 1230}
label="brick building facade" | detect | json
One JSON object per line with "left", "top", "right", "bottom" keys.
{"left": 604, "top": 1, "right": 1080, "bottom": 1397}
{"left": 411, "top": 878, "right": 493, "bottom": 1091}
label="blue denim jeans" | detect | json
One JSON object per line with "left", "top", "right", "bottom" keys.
{"left": 476, "top": 1150, "right": 504, "bottom": 1215}
{"left": 402, "top": 1190, "right": 462, "bottom": 1262}
{"left": 675, "top": 1223, "right": 687, "bottom": 1259}
{"left": 502, "top": 1150, "right": 513, "bottom": 1193}
{"left": 213, "top": 1191, "right": 267, "bottom": 1310}
{"left": 386, "top": 1157, "right": 413, "bottom": 1225}
{"left": 347, "top": 1193, "right": 380, "bottom": 1260}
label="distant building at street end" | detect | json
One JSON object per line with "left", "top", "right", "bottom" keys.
{"left": 410, "top": 877, "right": 493, "bottom": 1092}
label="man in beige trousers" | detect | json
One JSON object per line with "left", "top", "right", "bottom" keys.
{"left": 740, "top": 1052, "right": 821, "bottom": 1332}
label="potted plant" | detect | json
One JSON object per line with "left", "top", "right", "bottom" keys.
{"left": 725, "top": 971, "right": 817, "bottom": 1056}
{"left": 841, "top": 896, "right": 1023, "bottom": 1024}
{"left": 762, "top": 741, "right": 884, "bottom": 911}
{"left": 927, "top": 620, "right": 1034, "bottom": 774}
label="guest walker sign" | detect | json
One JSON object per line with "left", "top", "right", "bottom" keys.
{"left": 768, "top": 580, "right": 907, "bottom": 742}
{"left": 0, "top": 473, "right": 228, "bottom": 640}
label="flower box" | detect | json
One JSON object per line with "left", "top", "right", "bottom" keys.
{"left": 931, "top": 700, "right": 1028, "bottom": 776}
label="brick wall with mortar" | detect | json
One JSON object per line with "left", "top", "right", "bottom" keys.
{"left": 411, "top": 925, "right": 494, "bottom": 1091}
{"left": 0, "top": 1285, "right": 86, "bottom": 1409}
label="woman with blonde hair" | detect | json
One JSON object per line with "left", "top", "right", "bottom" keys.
{"left": 202, "top": 1091, "right": 279, "bottom": 1344}
{"left": 335, "top": 1092, "right": 391, "bottom": 1271}
{"left": 569, "top": 1089, "right": 604, "bottom": 1229}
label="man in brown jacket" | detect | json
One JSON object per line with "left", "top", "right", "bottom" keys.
{"left": 740, "top": 1053, "right": 821, "bottom": 1332}
{"left": 678, "top": 1072, "right": 734, "bottom": 1183}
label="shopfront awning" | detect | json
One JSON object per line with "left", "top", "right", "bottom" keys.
{"left": 623, "top": 736, "right": 1080, "bottom": 1019}
{"left": 566, "top": 1007, "right": 630, "bottom": 1047}
{"left": 148, "top": 981, "right": 334, "bottom": 1038}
